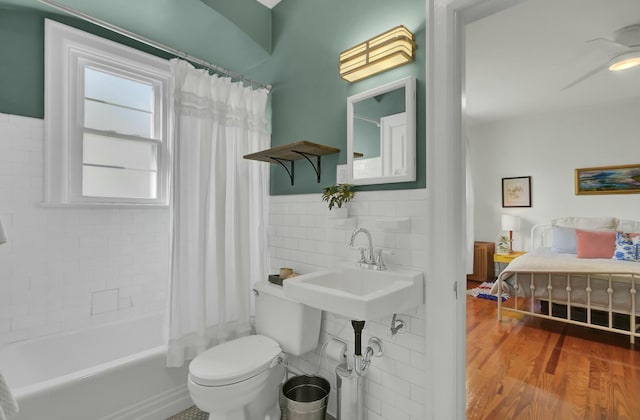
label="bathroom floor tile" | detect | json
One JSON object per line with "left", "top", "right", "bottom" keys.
{"left": 167, "top": 405, "right": 208, "bottom": 419}
{"left": 169, "top": 404, "right": 335, "bottom": 420}
{"left": 170, "top": 386, "right": 335, "bottom": 420}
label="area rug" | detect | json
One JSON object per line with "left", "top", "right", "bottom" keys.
{"left": 466, "top": 281, "right": 508, "bottom": 301}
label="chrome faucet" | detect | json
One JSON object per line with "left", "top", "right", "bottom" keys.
{"left": 348, "top": 227, "right": 386, "bottom": 271}
{"left": 349, "top": 227, "right": 373, "bottom": 263}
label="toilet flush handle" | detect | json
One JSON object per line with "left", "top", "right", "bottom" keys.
{"left": 270, "top": 353, "right": 286, "bottom": 368}
{"left": 252, "top": 289, "right": 259, "bottom": 296}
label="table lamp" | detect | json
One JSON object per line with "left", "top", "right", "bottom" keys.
{"left": 501, "top": 215, "right": 520, "bottom": 253}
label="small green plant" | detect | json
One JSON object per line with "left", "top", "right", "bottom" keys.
{"left": 321, "top": 184, "right": 355, "bottom": 210}
{"left": 497, "top": 235, "right": 510, "bottom": 253}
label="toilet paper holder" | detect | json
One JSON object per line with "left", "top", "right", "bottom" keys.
{"left": 325, "top": 338, "right": 348, "bottom": 361}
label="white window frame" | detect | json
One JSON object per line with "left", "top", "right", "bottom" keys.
{"left": 44, "top": 19, "right": 173, "bottom": 206}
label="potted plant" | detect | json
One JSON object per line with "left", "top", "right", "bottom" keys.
{"left": 496, "top": 235, "right": 510, "bottom": 254}
{"left": 321, "top": 184, "right": 355, "bottom": 218}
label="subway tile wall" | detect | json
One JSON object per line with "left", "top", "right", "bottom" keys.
{"left": 0, "top": 113, "right": 170, "bottom": 346}
{"left": 269, "top": 191, "right": 428, "bottom": 420}
{"left": 1, "top": 111, "right": 428, "bottom": 418}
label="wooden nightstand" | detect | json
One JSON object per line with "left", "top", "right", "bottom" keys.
{"left": 494, "top": 251, "right": 526, "bottom": 278}
{"left": 494, "top": 251, "right": 526, "bottom": 264}
{"left": 468, "top": 241, "right": 495, "bottom": 282}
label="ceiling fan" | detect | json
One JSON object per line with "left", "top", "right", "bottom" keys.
{"left": 562, "top": 23, "right": 640, "bottom": 90}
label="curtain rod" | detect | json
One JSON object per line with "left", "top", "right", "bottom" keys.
{"left": 38, "top": 0, "right": 272, "bottom": 91}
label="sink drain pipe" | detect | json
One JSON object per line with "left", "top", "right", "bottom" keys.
{"left": 336, "top": 321, "right": 383, "bottom": 420}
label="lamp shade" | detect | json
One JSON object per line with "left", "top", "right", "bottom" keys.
{"left": 0, "top": 218, "right": 7, "bottom": 244}
{"left": 501, "top": 214, "right": 521, "bottom": 231}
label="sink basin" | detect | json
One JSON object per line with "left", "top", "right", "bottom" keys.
{"left": 282, "top": 265, "right": 424, "bottom": 321}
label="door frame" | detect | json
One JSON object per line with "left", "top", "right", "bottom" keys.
{"left": 424, "top": 0, "right": 524, "bottom": 418}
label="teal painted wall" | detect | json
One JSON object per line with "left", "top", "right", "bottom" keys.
{"left": 253, "top": 0, "right": 426, "bottom": 195}
{"left": 0, "top": 2, "right": 271, "bottom": 119}
{"left": 0, "top": 8, "right": 179, "bottom": 118}
{"left": 200, "top": 0, "right": 272, "bottom": 53}
{"left": 0, "top": 0, "right": 425, "bottom": 195}
{"left": 0, "top": 10, "right": 46, "bottom": 118}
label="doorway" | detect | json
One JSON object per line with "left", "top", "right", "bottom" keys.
{"left": 463, "top": 0, "right": 640, "bottom": 417}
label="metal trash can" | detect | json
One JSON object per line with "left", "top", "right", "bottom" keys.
{"left": 282, "top": 375, "right": 330, "bottom": 420}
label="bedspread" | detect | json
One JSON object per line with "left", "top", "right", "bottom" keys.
{"left": 498, "top": 250, "right": 640, "bottom": 276}
{"left": 493, "top": 250, "right": 640, "bottom": 312}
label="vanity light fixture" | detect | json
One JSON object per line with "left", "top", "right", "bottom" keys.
{"left": 339, "top": 25, "right": 416, "bottom": 83}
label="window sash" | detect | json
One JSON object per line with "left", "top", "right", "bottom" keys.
{"left": 81, "top": 130, "right": 160, "bottom": 199}
{"left": 71, "top": 60, "right": 167, "bottom": 204}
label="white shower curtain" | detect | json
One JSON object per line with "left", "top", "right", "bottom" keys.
{"left": 166, "top": 59, "right": 270, "bottom": 367}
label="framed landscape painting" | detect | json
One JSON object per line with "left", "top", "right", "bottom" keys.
{"left": 575, "top": 164, "right": 640, "bottom": 195}
{"left": 502, "top": 176, "right": 531, "bottom": 207}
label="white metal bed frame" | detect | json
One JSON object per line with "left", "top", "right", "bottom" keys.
{"left": 497, "top": 219, "right": 640, "bottom": 344}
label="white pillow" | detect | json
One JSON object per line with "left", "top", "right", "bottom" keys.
{"left": 551, "top": 225, "right": 577, "bottom": 254}
{"left": 552, "top": 217, "right": 618, "bottom": 230}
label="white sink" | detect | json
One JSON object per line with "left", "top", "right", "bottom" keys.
{"left": 282, "top": 265, "right": 424, "bottom": 321}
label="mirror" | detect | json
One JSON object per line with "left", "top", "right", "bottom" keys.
{"left": 347, "top": 76, "right": 416, "bottom": 185}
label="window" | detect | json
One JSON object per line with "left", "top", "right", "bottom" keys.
{"left": 44, "top": 20, "right": 172, "bottom": 206}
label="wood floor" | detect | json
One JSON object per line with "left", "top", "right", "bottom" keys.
{"left": 466, "top": 285, "right": 640, "bottom": 419}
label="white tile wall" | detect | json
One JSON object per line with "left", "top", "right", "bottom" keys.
{"left": 0, "top": 113, "right": 170, "bottom": 345}
{"left": 269, "top": 191, "right": 428, "bottom": 420}
{"left": 1, "top": 111, "right": 428, "bottom": 418}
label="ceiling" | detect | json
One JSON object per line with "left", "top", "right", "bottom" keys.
{"left": 465, "top": 0, "right": 640, "bottom": 124}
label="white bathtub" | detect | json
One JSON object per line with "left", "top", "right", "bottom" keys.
{"left": 0, "top": 313, "right": 191, "bottom": 420}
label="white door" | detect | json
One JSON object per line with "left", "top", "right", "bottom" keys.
{"left": 379, "top": 112, "right": 407, "bottom": 177}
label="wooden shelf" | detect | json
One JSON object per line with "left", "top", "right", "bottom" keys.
{"left": 243, "top": 141, "right": 339, "bottom": 186}
{"left": 244, "top": 141, "right": 339, "bottom": 162}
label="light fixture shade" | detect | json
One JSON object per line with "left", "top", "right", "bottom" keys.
{"left": 339, "top": 25, "right": 416, "bottom": 83}
{"left": 0, "top": 218, "right": 7, "bottom": 244}
{"left": 501, "top": 214, "right": 521, "bottom": 231}
{"left": 608, "top": 51, "right": 640, "bottom": 72}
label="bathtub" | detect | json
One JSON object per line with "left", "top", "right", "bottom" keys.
{"left": 0, "top": 313, "right": 191, "bottom": 420}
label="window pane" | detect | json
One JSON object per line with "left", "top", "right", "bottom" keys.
{"left": 83, "top": 132, "right": 157, "bottom": 171}
{"left": 85, "top": 67, "right": 153, "bottom": 112}
{"left": 82, "top": 165, "right": 157, "bottom": 199}
{"left": 84, "top": 100, "right": 153, "bottom": 138}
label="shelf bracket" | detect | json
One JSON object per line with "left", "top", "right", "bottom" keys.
{"left": 268, "top": 156, "right": 295, "bottom": 186}
{"left": 292, "top": 150, "right": 321, "bottom": 183}
{"left": 243, "top": 141, "right": 338, "bottom": 187}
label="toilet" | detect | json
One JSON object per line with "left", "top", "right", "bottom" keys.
{"left": 187, "top": 281, "right": 321, "bottom": 420}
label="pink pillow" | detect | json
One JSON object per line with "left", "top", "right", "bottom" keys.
{"left": 575, "top": 229, "right": 616, "bottom": 259}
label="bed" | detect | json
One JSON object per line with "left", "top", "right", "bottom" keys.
{"left": 494, "top": 217, "right": 640, "bottom": 343}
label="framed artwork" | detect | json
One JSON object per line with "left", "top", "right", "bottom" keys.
{"left": 575, "top": 164, "right": 640, "bottom": 195}
{"left": 502, "top": 176, "right": 531, "bottom": 207}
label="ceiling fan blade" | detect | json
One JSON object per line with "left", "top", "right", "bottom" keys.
{"left": 560, "top": 62, "right": 610, "bottom": 90}
{"left": 586, "top": 37, "right": 630, "bottom": 52}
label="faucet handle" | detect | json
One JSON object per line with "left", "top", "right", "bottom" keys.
{"left": 375, "top": 249, "right": 387, "bottom": 271}
{"left": 357, "top": 248, "right": 366, "bottom": 263}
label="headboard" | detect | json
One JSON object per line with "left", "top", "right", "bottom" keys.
{"left": 530, "top": 218, "right": 640, "bottom": 251}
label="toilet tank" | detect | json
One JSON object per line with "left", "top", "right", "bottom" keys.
{"left": 253, "top": 281, "right": 321, "bottom": 356}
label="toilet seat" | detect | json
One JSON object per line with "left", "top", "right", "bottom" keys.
{"left": 189, "top": 335, "right": 282, "bottom": 387}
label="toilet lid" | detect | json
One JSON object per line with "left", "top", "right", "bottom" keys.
{"left": 189, "top": 335, "right": 282, "bottom": 386}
